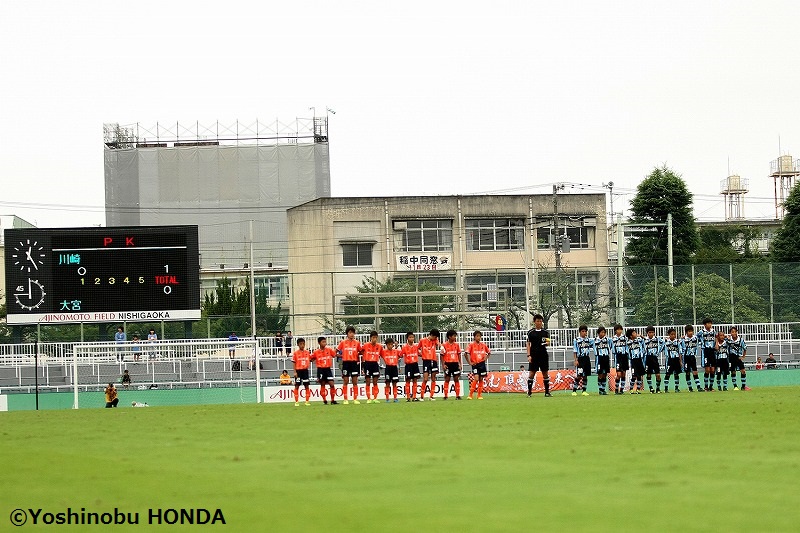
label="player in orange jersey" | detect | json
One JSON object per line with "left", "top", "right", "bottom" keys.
{"left": 311, "top": 336, "right": 337, "bottom": 405}
{"left": 465, "top": 330, "right": 491, "bottom": 399}
{"left": 400, "top": 332, "right": 421, "bottom": 402}
{"left": 381, "top": 338, "right": 401, "bottom": 403}
{"left": 362, "top": 330, "right": 384, "bottom": 404}
{"left": 291, "top": 338, "right": 312, "bottom": 407}
{"left": 441, "top": 329, "right": 463, "bottom": 400}
{"left": 418, "top": 328, "right": 441, "bottom": 401}
{"left": 336, "top": 325, "right": 363, "bottom": 405}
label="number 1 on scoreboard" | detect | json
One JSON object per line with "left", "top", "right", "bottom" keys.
{"left": 164, "top": 265, "right": 169, "bottom": 273}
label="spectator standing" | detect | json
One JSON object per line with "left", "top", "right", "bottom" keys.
{"left": 147, "top": 329, "right": 158, "bottom": 359}
{"left": 284, "top": 331, "right": 293, "bottom": 356}
{"left": 114, "top": 326, "right": 126, "bottom": 362}
{"left": 131, "top": 335, "right": 141, "bottom": 362}
{"left": 274, "top": 332, "right": 284, "bottom": 357}
{"left": 228, "top": 332, "right": 238, "bottom": 359}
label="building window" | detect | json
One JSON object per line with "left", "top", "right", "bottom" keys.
{"left": 466, "top": 219, "right": 525, "bottom": 251}
{"left": 537, "top": 219, "right": 594, "bottom": 249}
{"left": 399, "top": 219, "right": 452, "bottom": 252}
{"left": 465, "top": 274, "right": 526, "bottom": 307}
{"left": 255, "top": 275, "right": 290, "bottom": 301}
{"left": 342, "top": 243, "right": 373, "bottom": 267}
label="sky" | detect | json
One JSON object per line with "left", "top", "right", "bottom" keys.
{"left": 1, "top": 0, "right": 799, "bottom": 228}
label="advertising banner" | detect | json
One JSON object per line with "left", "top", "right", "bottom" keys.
{"left": 263, "top": 380, "right": 467, "bottom": 403}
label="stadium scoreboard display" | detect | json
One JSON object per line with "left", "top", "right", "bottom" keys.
{"left": 4, "top": 225, "right": 200, "bottom": 325}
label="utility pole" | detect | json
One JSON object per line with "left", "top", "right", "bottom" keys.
{"left": 553, "top": 183, "right": 565, "bottom": 328}
{"left": 667, "top": 212, "right": 674, "bottom": 284}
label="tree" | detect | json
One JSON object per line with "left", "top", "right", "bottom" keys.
{"left": 694, "top": 225, "right": 764, "bottom": 264}
{"left": 626, "top": 166, "right": 699, "bottom": 265}
{"left": 341, "top": 277, "right": 458, "bottom": 333}
{"left": 201, "top": 277, "right": 288, "bottom": 337}
{"left": 771, "top": 182, "right": 800, "bottom": 261}
{"left": 633, "top": 273, "right": 769, "bottom": 326}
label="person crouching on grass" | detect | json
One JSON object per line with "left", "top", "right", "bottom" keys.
{"left": 292, "top": 338, "right": 312, "bottom": 407}
{"left": 466, "top": 330, "right": 490, "bottom": 400}
{"left": 441, "top": 329, "right": 462, "bottom": 400}
{"left": 104, "top": 383, "right": 119, "bottom": 408}
{"left": 361, "top": 331, "right": 383, "bottom": 404}
{"left": 381, "top": 338, "right": 401, "bottom": 402}
{"left": 311, "top": 336, "right": 337, "bottom": 405}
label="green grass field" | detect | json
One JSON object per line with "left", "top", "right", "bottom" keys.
{"left": 2, "top": 388, "right": 799, "bottom": 532}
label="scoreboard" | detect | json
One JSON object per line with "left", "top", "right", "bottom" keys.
{"left": 4, "top": 226, "right": 200, "bottom": 325}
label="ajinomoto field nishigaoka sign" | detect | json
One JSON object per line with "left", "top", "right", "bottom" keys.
{"left": 263, "top": 380, "right": 468, "bottom": 403}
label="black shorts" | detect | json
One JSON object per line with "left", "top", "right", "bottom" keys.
{"left": 422, "top": 359, "right": 439, "bottom": 374}
{"left": 362, "top": 361, "right": 380, "bottom": 377}
{"left": 631, "top": 358, "right": 646, "bottom": 377}
{"left": 404, "top": 362, "right": 421, "bottom": 379}
{"left": 317, "top": 367, "right": 334, "bottom": 382}
{"left": 385, "top": 365, "right": 399, "bottom": 382}
{"left": 595, "top": 355, "right": 610, "bottom": 374}
{"left": 666, "top": 358, "right": 682, "bottom": 374}
{"left": 703, "top": 348, "right": 717, "bottom": 368}
{"left": 472, "top": 361, "right": 488, "bottom": 377}
{"left": 529, "top": 354, "right": 548, "bottom": 374}
{"left": 294, "top": 369, "right": 310, "bottom": 385}
{"left": 645, "top": 355, "right": 660, "bottom": 374}
{"left": 684, "top": 355, "right": 698, "bottom": 372}
{"left": 615, "top": 356, "right": 629, "bottom": 373}
{"left": 716, "top": 358, "right": 730, "bottom": 373}
{"left": 576, "top": 355, "right": 592, "bottom": 377}
{"left": 443, "top": 362, "right": 461, "bottom": 377}
{"left": 729, "top": 356, "right": 745, "bottom": 371}
{"left": 342, "top": 360, "right": 360, "bottom": 377}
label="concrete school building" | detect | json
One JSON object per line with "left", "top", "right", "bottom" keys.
{"left": 286, "top": 193, "right": 610, "bottom": 334}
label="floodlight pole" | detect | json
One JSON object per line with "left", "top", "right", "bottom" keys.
{"left": 250, "top": 220, "right": 261, "bottom": 404}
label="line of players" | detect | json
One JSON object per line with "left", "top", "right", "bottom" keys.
{"left": 571, "top": 317, "right": 750, "bottom": 395}
{"left": 288, "top": 326, "right": 491, "bottom": 406}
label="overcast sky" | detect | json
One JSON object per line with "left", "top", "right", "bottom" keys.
{"left": 1, "top": 0, "right": 798, "bottom": 228}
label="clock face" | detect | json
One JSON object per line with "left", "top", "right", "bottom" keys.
{"left": 11, "top": 239, "right": 46, "bottom": 273}
{"left": 13, "top": 278, "right": 47, "bottom": 311}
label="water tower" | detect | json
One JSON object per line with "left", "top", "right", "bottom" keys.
{"left": 720, "top": 175, "right": 749, "bottom": 220}
{"left": 771, "top": 154, "right": 800, "bottom": 219}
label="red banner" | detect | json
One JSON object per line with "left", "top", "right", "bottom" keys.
{"left": 476, "top": 370, "right": 627, "bottom": 393}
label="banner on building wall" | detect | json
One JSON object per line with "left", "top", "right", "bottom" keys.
{"left": 263, "top": 380, "right": 467, "bottom": 403}
{"left": 395, "top": 254, "right": 452, "bottom": 271}
{"left": 476, "top": 370, "right": 633, "bottom": 393}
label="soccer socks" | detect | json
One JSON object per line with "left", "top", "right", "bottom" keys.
{"left": 392, "top": 384, "right": 398, "bottom": 400}
{"left": 598, "top": 376, "right": 605, "bottom": 394}
{"left": 647, "top": 376, "right": 653, "bottom": 392}
{"left": 543, "top": 376, "right": 550, "bottom": 394}
{"left": 321, "top": 387, "right": 328, "bottom": 402}
{"left": 527, "top": 378, "right": 534, "bottom": 395}
{"left": 444, "top": 381, "right": 449, "bottom": 399}
{"left": 372, "top": 384, "right": 379, "bottom": 400}
{"left": 470, "top": 380, "right": 477, "bottom": 398}
{"left": 328, "top": 385, "right": 336, "bottom": 401}
{"left": 351, "top": 385, "right": 358, "bottom": 400}
{"left": 741, "top": 373, "right": 747, "bottom": 388}
{"left": 385, "top": 385, "right": 390, "bottom": 400}
{"left": 293, "top": 388, "right": 299, "bottom": 403}
{"left": 343, "top": 384, "right": 349, "bottom": 400}
{"left": 455, "top": 380, "right": 461, "bottom": 397}
{"left": 477, "top": 380, "right": 484, "bottom": 397}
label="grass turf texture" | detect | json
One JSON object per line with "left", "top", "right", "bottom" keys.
{"left": 2, "top": 389, "right": 798, "bottom": 532}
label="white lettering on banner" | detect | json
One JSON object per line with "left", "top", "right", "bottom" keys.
{"left": 7, "top": 310, "right": 201, "bottom": 325}
{"left": 262, "top": 380, "right": 467, "bottom": 403}
{"left": 395, "top": 254, "right": 452, "bottom": 271}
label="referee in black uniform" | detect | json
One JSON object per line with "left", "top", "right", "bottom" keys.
{"left": 526, "top": 314, "right": 552, "bottom": 397}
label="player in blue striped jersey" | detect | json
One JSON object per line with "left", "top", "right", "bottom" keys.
{"left": 611, "top": 324, "right": 629, "bottom": 394}
{"left": 572, "top": 325, "right": 594, "bottom": 396}
{"left": 700, "top": 317, "right": 717, "bottom": 391}
{"left": 662, "top": 328, "right": 682, "bottom": 392}
{"left": 726, "top": 326, "right": 749, "bottom": 390}
{"left": 626, "top": 328, "right": 646, "bottom": 394}
{"left": 643, "top": 325, "right": 664, "bottom": 393}
{"left": 594, "top": 326, "right": 613, "bottom": 395}
{"left": 714, "top": 331, "right": 730, "bottom": 391}
{"left": 679, "top": 325, "right": 703, "bottom": 392}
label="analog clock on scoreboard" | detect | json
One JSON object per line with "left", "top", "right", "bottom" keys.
{"left": 3, "top": 226, "right": 200, "bottom": 324}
